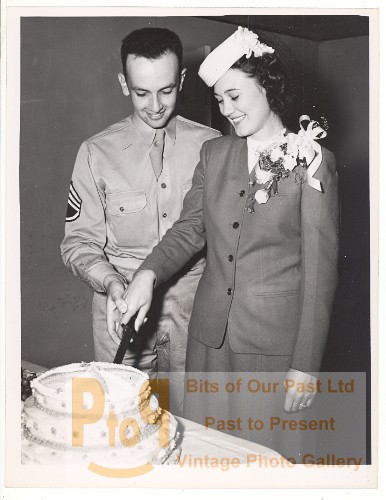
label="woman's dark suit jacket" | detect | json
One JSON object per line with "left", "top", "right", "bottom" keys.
{"left": 140, "top": 135, "right": 339, "bottom": 373}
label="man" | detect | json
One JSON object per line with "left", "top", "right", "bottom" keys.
{"left": 61, "top": 27, "right": 220, "bottom": 414}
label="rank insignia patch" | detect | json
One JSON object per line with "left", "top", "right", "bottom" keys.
{"left": 66, "top": 182, "right": 82, "bottom": 222}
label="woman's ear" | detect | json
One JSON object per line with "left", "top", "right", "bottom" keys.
{"left": 118, "top": 73, "right": 130, "bottom": 96}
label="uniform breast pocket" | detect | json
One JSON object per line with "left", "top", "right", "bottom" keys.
{"left": 105, "top": 191, "right": 154, "bottom": 248}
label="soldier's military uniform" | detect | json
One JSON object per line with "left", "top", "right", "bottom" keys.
{"left": 61, "top": 114, "right": 220, "bottom": 414}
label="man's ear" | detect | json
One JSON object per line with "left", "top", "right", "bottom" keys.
{"left": 118, "top": 73, "right": 130, "bottom": 96}
{"left": 178, "top": 68, "right": 187, "bottom": 91}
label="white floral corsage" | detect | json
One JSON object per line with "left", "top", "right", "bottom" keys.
{"left": 248, "top": 115, "right": 328, "bottom": 210}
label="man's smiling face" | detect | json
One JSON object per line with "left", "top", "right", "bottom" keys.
{"left": 119, "top": 51, "right": 185, "bottom": 130}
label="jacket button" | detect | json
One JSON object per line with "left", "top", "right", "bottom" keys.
{"left": 161, "top": 183, "right": 166, "bottom": 188}
{"left": 119, "top": 207, "right": 124, "bottom": 212}
{"left": 232, "top": 222, "right": 239, "bottom": 229}
{"left": 227, "top": 288, "right": 232, "bottom": 295}
{"left": 228, "top": 255, "right": 234, "bottom": 262}
{"left": 239, "top": 190, "right": 245, "bottom": 197}
{"left": 162, "top": 213, "right": 167, "bottom": 218}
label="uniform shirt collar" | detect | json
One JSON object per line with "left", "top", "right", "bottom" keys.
{"left": 131, "top": 114, "right": 177, "bottom": 147}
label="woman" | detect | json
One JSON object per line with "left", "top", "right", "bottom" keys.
{"left": 115, "top": 27, "right": 339, "bottom": 458}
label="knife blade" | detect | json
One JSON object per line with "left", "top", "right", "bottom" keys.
{"left": 113, "top": 314, "right": 138, "bottom": 364}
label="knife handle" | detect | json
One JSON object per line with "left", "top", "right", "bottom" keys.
{"left": 113, "top": 314, "right": 138, "bottom": 364}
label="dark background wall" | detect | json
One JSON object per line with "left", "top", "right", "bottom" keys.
{"left": 317, "top": 37, "right": 370, "bottom": 372}
{"left": 20, "top": 16, "right": 369, "bottom": 374}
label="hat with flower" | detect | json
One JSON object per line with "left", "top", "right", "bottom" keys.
{"left": 198, "top": 26, "right": 275, "bottom": 87}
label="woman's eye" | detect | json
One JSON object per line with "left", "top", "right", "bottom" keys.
{"left": 162, "top": 89, "right": 173, "bottom": 95}
{"left": 231, "top": 95, "right": 239, "bottom": 101}
{"left": 215, "top": 99, "right": 223, "bottom": 104}
{"left": 136, "top": 93, "right": 146, "bottom": 98}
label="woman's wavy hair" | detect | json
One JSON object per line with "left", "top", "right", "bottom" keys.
{"left": 231, "top": 31, "right": 301, "bottom": 126}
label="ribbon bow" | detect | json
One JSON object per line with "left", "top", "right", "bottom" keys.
{"left": 298, "top": 114, "right": 327, "bottom": 192}
{"left": 235, "top": 26, "right": 275, "bottom": 59}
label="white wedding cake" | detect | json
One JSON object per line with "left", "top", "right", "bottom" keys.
{"left": 21, "top": 362, "right": 180, "bottom": 466}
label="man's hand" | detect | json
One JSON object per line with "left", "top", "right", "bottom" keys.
{"left": 105, "top": 276, "right": 127, "bottom": 337}
{"left": 121, "top": 270, "right": 156, "bottom": 332}
{"left": 283, "top": 368, "right": 318, "bottom": 412}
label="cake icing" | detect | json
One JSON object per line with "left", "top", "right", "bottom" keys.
{"left": 21, "top": 362, "right": 179, "bottom": 466}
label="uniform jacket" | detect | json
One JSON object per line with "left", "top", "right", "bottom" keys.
{"left": 140, "top": 135, "right": 339, "bottom": 373}
{"left": 60, "top": 115, "right": 220, "bottom": 292}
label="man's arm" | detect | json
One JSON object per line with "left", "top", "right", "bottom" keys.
{"left": 60, "top": 142, "right": 125, "bottom": 293}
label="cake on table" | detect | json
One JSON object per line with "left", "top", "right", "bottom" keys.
{"left": 21, "top": 362, "right": 180, "bottom": 466}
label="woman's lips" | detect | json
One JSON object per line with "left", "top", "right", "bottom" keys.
{"left": 230, "top": 115, "right": 246, "bottom": 125}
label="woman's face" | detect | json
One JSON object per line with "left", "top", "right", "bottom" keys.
{"left": 214, "top": 68, "right": 277, "bottom": 141}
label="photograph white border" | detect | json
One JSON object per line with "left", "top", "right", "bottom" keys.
{"left": 1, "top": 1, "right": 384, "bottom": 498}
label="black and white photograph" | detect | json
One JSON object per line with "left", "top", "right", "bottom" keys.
{"left": 2, "top": 3, "right": 380, "bottom": 495}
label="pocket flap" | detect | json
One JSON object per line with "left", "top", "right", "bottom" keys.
{"left": 106, "top": 191, "right": 147, "bottom": 215}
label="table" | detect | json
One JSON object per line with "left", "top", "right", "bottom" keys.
{"left": 176, "top": 416, "right": 282, "bottom": 462}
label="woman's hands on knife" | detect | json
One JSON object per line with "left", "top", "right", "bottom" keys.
{"left": 105, "top": 270, "right": 156, "bottom": 336}
{"left": 120, "top": 270, "right": 156, "bottom": 332}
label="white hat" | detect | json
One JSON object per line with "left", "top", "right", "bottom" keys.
{"left": 198, "top": 26, "right": 275, "bottom": 87}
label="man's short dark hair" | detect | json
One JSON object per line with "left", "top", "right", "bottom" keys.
{"left": 121, "top": 27, "right": 183, "bottom": 79}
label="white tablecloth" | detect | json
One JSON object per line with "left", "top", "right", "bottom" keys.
{"left": 176, "top": 416, "right": 282, "bottom": 461}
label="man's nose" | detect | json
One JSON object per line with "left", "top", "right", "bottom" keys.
{"left": 150, "top": 94, "right": 162, "bottom": 112}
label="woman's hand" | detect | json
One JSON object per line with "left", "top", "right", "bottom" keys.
{"left": 120, "top": 270, "right": 157, "bottom": 332}
{"left": 283, "top": 368, "right": 319, "bottom": 412}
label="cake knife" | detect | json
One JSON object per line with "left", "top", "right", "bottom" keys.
{"left": 113, "top": 314, "right": 138, "bottom": 364}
